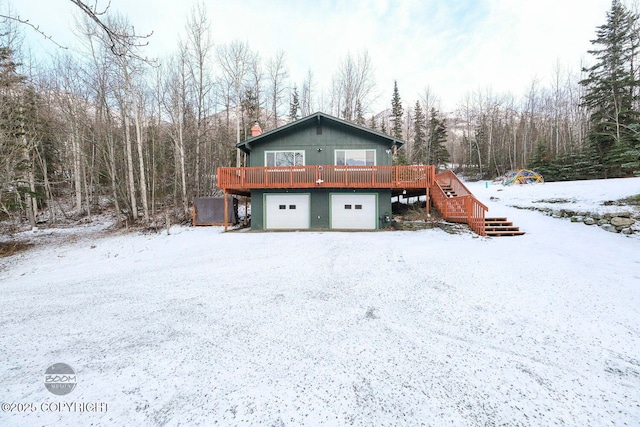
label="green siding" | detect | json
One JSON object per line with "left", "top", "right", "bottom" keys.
{"left": 250, "top": 189, "right": 392, "bottom": 230}
{"left": 248, "top": 125, "right": 394, "bottom": 167}
{"left": 245, "top": 115, "right": 397, "bottom": 231}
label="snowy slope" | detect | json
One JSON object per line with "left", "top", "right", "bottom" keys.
{"left": 0, "top": 178, "right": 639, "bottom": 426}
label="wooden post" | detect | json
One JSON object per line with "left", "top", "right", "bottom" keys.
{"left": 224, "top": 190, "right": 229, "bottom": 232}
{"left": 244, "top": 196, "right": 248, "bottom": 226}
{"left": 425, "top": 187, "right": 430, "bottom": 215}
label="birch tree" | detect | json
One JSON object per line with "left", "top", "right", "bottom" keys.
{"left": 185, "top": 2, "right": 214, "bottom": 196}
{"left": 217, "top": 40, "right": 255, "bottom": 166}
{"left": 266, "top": 50, "right": 288, "bottom": 129}
{"left": 331, "top": 51, "right": 375, "bottom": 121}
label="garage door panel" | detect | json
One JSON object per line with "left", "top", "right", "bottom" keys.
{"left": 265, "top": 194, "right": 310, "bottom": 229}
{"left": 331, "top": 194, "right": 376, "bottom": 229}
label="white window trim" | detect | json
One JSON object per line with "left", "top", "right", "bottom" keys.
{"left": 265, "top": 150, "right": 305, "bottom": 167}
{"left": 334, "top": 149, "right": 376, "bottom": 166}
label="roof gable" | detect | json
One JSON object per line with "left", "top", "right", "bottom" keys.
{"left": 237, "top": 112, "right": 404, "bottom": 153}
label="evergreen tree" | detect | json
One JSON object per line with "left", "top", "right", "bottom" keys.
{"left": 241, "top": 87, "right": 259, "bottom": 140}
{"left": 354, "top": 99, "right": 365, "bottom": 125}
{"left": 529, "top": 140, "right": 551, "bottom": 173}
{"left": 580, "top": 0, "right": 640, "bottom": 177}
{"left": 368, "top": 115, "right": 377, "bottom": 131}
{"left": 411, "top": 101, "right": 426, "bottom": 164}
{"left": 288, "top": 84, "right": 299, "bottom": 121}
{"left": 427, "top": 108, "right": 450, "bottom": 170}
{"left": 390, "top": 80, "right": 403, "bottom": 139}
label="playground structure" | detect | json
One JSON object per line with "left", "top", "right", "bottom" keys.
{"left": 502, "top": 169, "right": 544, "bottom": 186}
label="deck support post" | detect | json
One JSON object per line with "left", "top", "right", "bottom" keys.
{"left": 224, "top": 190, "right": 229, "bottom": 232}
{"left": 425, "top": 187, "right": 430, "bottom": 215}
{"left": 244, "top": 196, "right": 249, "bottom": 226}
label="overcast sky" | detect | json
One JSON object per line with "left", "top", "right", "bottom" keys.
{"left": 13, "top": 0, "right": 612, "bottom": 113}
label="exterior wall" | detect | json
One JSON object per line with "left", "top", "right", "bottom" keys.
{"left": 248, "top": 125, "right": 394, "bottom": 167}
{"left": 250, "top": 189, "right": 392, "bottom": 230}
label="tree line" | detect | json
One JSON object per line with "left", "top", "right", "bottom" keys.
{"left": 1, "top": 0, "right": 638, "bottom": 228}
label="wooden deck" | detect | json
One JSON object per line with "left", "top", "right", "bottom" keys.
{"left": 217, "top": 165, "right": 435, "bottom": 195}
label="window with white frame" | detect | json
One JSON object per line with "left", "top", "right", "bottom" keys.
{"left": 335, "top": 149, "right": 376, "bottom": 166}
{"left": 265, "top": 151, "right": 305, "bottom": 167}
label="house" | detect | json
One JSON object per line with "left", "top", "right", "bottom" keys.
{"left": 217, "top": 112, "right": 433, "bottom": 231}
{"left": 217, "top": 112, "right": 523, "bottom": 236}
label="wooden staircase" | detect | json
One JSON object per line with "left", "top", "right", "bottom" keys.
{"left": 431, "top": 171, "right": 525, "bottom": 237}
{"left": 484, "top": 217, "right": 525, "bottom": 236}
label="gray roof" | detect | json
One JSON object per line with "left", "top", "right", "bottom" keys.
{"left": 236, "top": 111, "right": 404, "bottom": 153}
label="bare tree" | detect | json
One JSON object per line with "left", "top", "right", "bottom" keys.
{"left": 217, "top": 40, "right": 256, "bottom": 167}
{"left": 2, "top": 1, "right": 153, "bottom": 60}
{"left": 266, "top": 50, "right": 289, "bottom": 129}
{"left": 300, "top": 69, "right": 314, "bottom": 116}
{"left": 330, "top": 50, "right": 375, "bottom": 121}
{"left": 184, "top": 2, "right": 214, "bottom": 196}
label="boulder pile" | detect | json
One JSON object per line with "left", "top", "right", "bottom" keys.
{"left": 569, "top": 212, "right": 637, "bottom": 235}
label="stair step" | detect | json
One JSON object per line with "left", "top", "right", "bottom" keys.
{"left": 440, "top": 186, "right": 458, "bottom": 197}
{"left": 485, "top": 226, "right": 520, "bottom": 232}
{"left": 484, "top": 221, "right": 513, "bottom": 227}
{"left": 486, "top": 230, "right": 526, "bottom": 236}
{"left": 484, "top": 217, "right": 524, "bottom": 237}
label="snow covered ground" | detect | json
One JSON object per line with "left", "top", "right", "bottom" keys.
{"left": 1, "top": 178, "right": 639, "bottom": 426}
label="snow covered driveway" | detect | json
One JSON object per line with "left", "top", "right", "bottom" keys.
{"left": 1, "top": 181, "right": 639, "bottom": 426}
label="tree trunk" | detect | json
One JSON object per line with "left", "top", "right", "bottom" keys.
{"left": 123, "top": 91, "right": 138, "bottom": 221}
{"left": 133, "top": 95, "right": 150, "bottom": 222}
{"left": 71, "top": 130, "right": 82, "bottom": 211}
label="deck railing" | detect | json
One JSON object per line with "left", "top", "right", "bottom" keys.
{"left": 432, "top": 170, "right": 488, "bottom": 236}
{"left": 218, "top": 165, "right": 435, "bottom": 191}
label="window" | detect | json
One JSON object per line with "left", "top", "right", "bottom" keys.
{"left": 355, "top": 205, "right": 362, "bottom": 210}
{"left": 279, "top": 205, "right": 286, "bottom": 210}
{"left": 289, "top": 205, "right": 296, "bottom": 210}
{"left": 266, "top": 151, "right": 305, "bottom": 167}
{"left": 344, "top": 204, "right": 352, "bottom": 209}
{"left": 335, "top": 149, "right": 375, "bottom": 166}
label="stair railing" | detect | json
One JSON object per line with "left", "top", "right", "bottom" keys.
{"left": 432, "top": 171, "right": 488, "bottom": 236}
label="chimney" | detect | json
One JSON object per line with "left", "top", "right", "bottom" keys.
{"left": 251, "top": 121, "right": 262, "bottom": 137}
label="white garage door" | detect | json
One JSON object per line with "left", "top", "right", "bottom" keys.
{"left": 331, "top": 194, "right": 377, "bottom": 230}
{"left": 265, "top": 194, "right": 310, "bottom": 229}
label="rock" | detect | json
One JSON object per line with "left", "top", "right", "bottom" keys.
{"left": 601, "top": 224, "right": 618, "bottom": 233}
{"left": 615, "top": 211, "right": 632, "bottom": 218}
{"left": 583, "top": 217, "right": 596, "bottom": 225}
{"left": 610, "top": 217, "right": 635, "bottom": 227}
{"left": 571, "top": 216, "right": 583, "bottom": 223}
{"left": 621, "top": 227, "right": 633, "bottom": 235}
{"left": 598, "top": 218, "right": 610, "bottom": 226}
